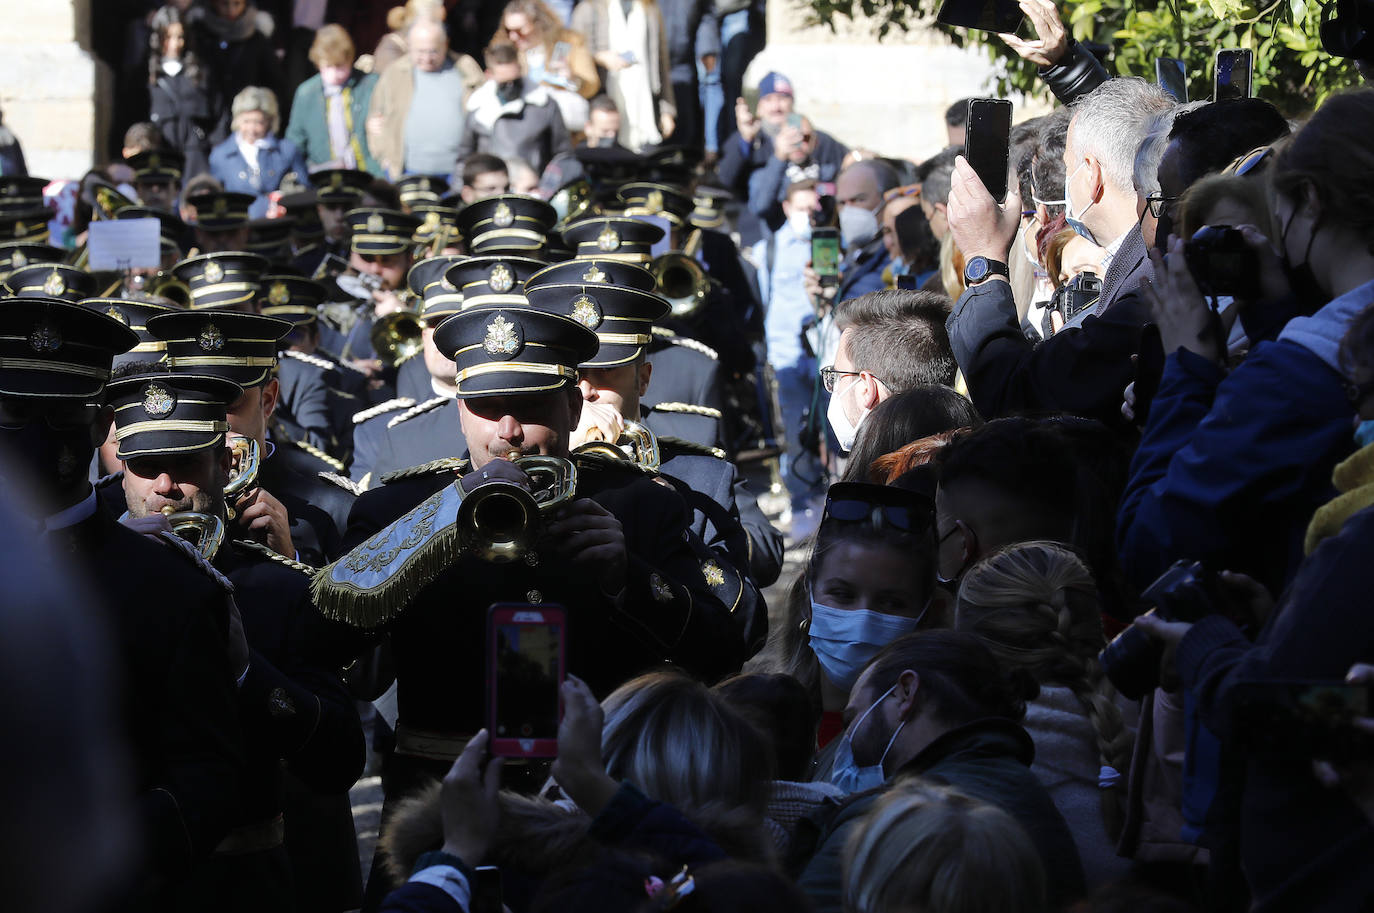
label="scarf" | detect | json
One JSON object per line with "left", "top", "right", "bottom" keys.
{"left": 605, "top": 0, "right": 660, "bottom": 151}
{"left": 324, "top": 81, "right": 358, "bottom": 168}
{"left": 200, "top": 4, "right": 265, "bottom": 43}
{"left": 1304, "top": 440, "right": 1374, "bottom": 554}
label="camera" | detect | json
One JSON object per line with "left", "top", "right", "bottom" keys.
{"left": 1049, "top": 270, "right": 1103, "bottom": 325}
{"left": 1183, "top": 226, "right": 1261, "bottom": 300}
{"left": 1099, "top": 560, "right": 1223, "bottom": 700}
{"left": 1322, "top": 0, "right": 1374, "bottom": 61}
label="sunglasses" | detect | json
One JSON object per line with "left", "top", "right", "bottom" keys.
{"left": 1228, "top": 145, "right": 1272, "bottom": 177}
{"left": 883, "top": 184, "right": 922, "bottom": 204}
{"left": 822, "top": 482, "right": 935, "bottom": 534}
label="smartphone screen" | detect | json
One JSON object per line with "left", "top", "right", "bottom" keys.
{"left": 935, "top": 0, "right": 1024, "bottom": 32}
{"left": 812, "top": 227, "right": 841, "bottom": 278}
{"left": 471, "top": 867, "right": 503, "bottom": 913}
{"left": 488, "top": 605, "right": 566, "bottom": 758}
{"left": 965, "top": 98, "right": 1013, "bottom": 204}
{"left": 1215, "top": 49, "right": 1253, "bottom": 101}
{"left": 1155, "top": 57, "right": 1189, "bottom": 103}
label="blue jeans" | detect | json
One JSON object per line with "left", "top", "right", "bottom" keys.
{"left": 698, "top": 59, "right": 723, "bottom": 153}
{"left": 775, "top": 359, "right": 824, "bottom": 511}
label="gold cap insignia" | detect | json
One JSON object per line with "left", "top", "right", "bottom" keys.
{"left": 483, "top": 314, "right": 522, "bottom": 357}
{"left": 197, "top": 322, "right": 225, "bottom": 352}
{"left": 489, "top": 263, "right": 515, "bottom": 294}
{"left": 10, "top": 250, "right": 26, "bottom": 268}
{"left": 42, "top": 270, "right": 65, "bottom": 297}
{"left": 330, "top": 172, "right": 344, "bottom": 191}
{"left": 439, "top": 274, "right": 456, "bottom": 292}
{"left": 105, "top": 306, "right": 128, "bottom": 325}
{"left": 423, "top": 211, "right": 441, "bottom": 230}
{"left": 702, "top": 559, "right": 726, "bottom": 588}
{"left": 582, "top": 265, "right": 607, "bottom": 283}
{"left": 148, "top": 153, "right": 161, "bottom": 170}
{"left": 646, "top": 189, "right": 664, "bottom": 213}
{"left": 213, "top": 196, "right": 228, "bottom": 217}
{"left": 142, "top": 382, "right": 175, "bottom": 417}
{"left": 27, "top": 323, "right": 62, "bottom": 354}
{"left": 571, "top": 294, "right": 601, "bottom": 329}
{"left": 419, "top": 178, "right": 431, "bottom": 193}
{"left": 203, "top": 259, "right": 224, "bottom": 283}
{"left": 649, "top": 572, "right": 674, "bottom": 603}
{"left": 13, "top": 221, "right": 26, "bottom": 238}
{"left": 493, "top": 202, "right": 515, "bottom": 228}
{"left": 367, "top": 212, "right": 385, "bottom": 234}
{"left": 597, "top": 227, "right": 620, "bottom": 252}
{"left": 268, "top": 281, "right": 290, "bottom": 306}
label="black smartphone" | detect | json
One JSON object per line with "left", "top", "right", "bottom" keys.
{"left": 935, "top": 0, "right": 1024, "bottom": 33}
{"left": 812, "top": 226, "right": 842, "bottom": 288}
{"left": 1215, "top": 48, "right": 1254, "bottom": 101}
{"left": 487, "top": 604, "right": 566, "bottom": 759}
{"left": 895, "top": 274, "right": 918, "bottom": 290}
{"left": 965, "top": 98, "right": 1013, "bottom": 204}
{"left": 1155, "top": 57, "right": 1189, "bottom": 103}
{"left": 471, "top": 866, "right": 503, "bottom": 913}
{"left": 1232, "top": 680, "right": 1374, "bottom": 761}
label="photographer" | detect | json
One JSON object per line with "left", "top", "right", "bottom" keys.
{"left": 1118, "top": 89, "right": 1374, "bottom": 596}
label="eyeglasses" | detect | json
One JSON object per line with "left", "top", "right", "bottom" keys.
{"left": 1146, "top": 192, "right": 1177, "bottom": 219}
{"left": 936, "top": 518, "right": 979, "bottom": 585}
{"left": 1227, "top": 145, "right": 1272, "bottom": 177}
{"left": 820, "top": 365, "right": 862, "bottom": 393}
{"left": 822, "top": 482, "right": 936, "bottom": 534}
{"left": 883, "top": 184, "right": 921, "bottom": 204}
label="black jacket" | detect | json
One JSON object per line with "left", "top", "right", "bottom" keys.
{"left": 149, "top": 69, "right": 216, "bottom": 178}
{"left": 797, "top": 718, "right": 1086, "bottom": 912}
{"left": 1038, "top": 39, "right": 1110, "bottom": 106}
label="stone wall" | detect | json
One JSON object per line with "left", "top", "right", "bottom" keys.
{"left": 0, "top": 0, "right": 108, "bottom": 180}
{"left": 747, "top": 0, "right": 1043, "bottom": 163}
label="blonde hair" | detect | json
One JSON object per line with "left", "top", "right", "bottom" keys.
{"left": 600, "top": 671, "right": 774, "bottom": 826}
{"left": 388, "top": 0, "right": 446, "bottom": 32}
{"left": 843, "top": 780, "right": 1046, "bottom": 913}
{"left": 940, "top": 231, "right": 966, "bottom": 300}
{"left": 231, "top": 85, "right": 280, "bottom": 134}
{"left": 308, "top": 23, "right": 356, "bottom": 68}
{"left": 954, "top": 541, "right": 1131, "bottom": 838}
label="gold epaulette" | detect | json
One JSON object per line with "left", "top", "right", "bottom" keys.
{"left": 652, "top": 402, "right": 723, "bottom": 419}
{"left": 353, "top": 397, "right": 415, "bottom": 425}
{"left": 379, "top": 457, "right": 469, "bottom": 485}
{"left": 387, "top": 395, "right": 449, "bottom": 429}
{"left": 659, "top": 435, "right": 727, "bottom": 460}
{"left": 294, "top": 439, "right": 347, "bottom": 472}
{"left": 231, "top": 539, "right": 317, "bottom": 576}
{"left": 651, "top": 326, "right": 719, "bottom": 360}
{"left": 319, "top": 471, "right": 363, "bottom": 496}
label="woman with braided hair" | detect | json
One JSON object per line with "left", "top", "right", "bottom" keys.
{"left": 954, "top": 540, "right": 1135, "bottom": 889}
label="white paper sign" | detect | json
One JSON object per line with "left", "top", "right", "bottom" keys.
{"left": 87, "top": 218, "right": 162, "bottom": 271}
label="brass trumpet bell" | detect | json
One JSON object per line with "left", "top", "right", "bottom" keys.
{"left": 457, "top": 455, "right": 578, "bottom": 563}
{"left": 371, "top": 310, "right": 426, "bottom": 368}
{"left": 225, "top": 435, "right": 261, "bottom": 500}
{"left": 649, "top": 252, "right": 709, "bottom": 320}
{"left": 147, "top": 272, "right": 192, "bottom": 308}
{"left": 162, "top": 507, "right": 226, "bottom": 561}
{"left": 572, "top": 419, "right": 661, "bottom": 473}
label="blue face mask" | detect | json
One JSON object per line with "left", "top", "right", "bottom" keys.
{"left": 829, "top": 682, "right": 906, "bottom": 793}
{"left": 1355, "top": 420, "right": 1374, "bottom": 449}
{"left": 1064, "top": 161, "right": 1098, "bottom": 246}
{"left": 808, "top": 601, "right": 922, "bottom": 694}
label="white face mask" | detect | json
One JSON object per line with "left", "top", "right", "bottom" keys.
{"left": 826, "top": 374, "right": 867, "bottom": 452}
{"left": 829, "top": 681, "right": 908, "bottom": 793}
{"left": 808, "top": 601, "right": 922, "bottom": 694}
{"left": 787, "top": 208, "right": 812, "bottom": 238}
{"left": 839, "top": 204, "right": 879, "bottom": 248}
{"left": 1064, "top": 161, "right": 1098, "bottom": 246}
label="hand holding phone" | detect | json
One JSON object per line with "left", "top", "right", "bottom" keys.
{"left": 936, "top": 0, "right": 1025, "bottom": 33}
{"left": 550, "top": 675, "right": 619, "bottom": 816}
{"left": 439, "top": 729, "right": 504, "bottom": 864}
{"left": 811, "top": 226, "right": 842, "bottom": 287}
{"left": 997, "top": 0, "right": 1068, "bottom": 67}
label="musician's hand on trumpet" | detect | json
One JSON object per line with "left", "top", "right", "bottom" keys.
{"left": 571, "top": 400, "right": 626, "bottom": 449}
{"left": 545, "top": 499, "right": 627, "bottom": 602}
{"left": 458, "top": 456, "right": 534, "bottom": 495}
{"left": 235, "top": 487, "right": 295, "bottom": 559}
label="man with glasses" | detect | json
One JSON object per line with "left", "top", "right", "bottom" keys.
{"left": 945, "top": 78, "right": 1172, "bottom": 428}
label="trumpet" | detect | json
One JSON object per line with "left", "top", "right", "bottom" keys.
{"left": 572, "top": 419, "right": 661, "bottom": 473}
{"left": 225, "top": 435, "right": 261, "bottom": 501}
{"left": 457, "top": 455, "right": 578, "bottom": 563}
{"left": 649, "top": 229, "right": 710, "bottom": 320}
{"left": 161, "top": 505, "right": 227, "bottom": 561}
{"left": 370, "top": 310, "right": 426, "bottom": 368}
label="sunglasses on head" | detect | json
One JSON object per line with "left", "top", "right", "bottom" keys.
{"left": 822, "top": 482, "right": 935, "bottom": 534}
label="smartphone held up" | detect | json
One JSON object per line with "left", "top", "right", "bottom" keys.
{"left": 487, "top": 604, "right": 567, "bottom": 758}
{"left": 965, "top": 98, "right": 1013, "bottom": 203}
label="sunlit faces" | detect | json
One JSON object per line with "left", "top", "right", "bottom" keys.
{"left": 458, "top": 388, "right": 581, "bottom": 468}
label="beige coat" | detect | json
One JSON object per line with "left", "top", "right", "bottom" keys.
{"left": 366, "top": 51, "right": 485, "bottom": 180}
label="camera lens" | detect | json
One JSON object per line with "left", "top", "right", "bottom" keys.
{"left": 1099, "top": 625, "right": 1164, "bottom": 701}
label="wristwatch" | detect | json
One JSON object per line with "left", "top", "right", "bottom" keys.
{"left": 963, "top": 257, "right": 1010, "bottom": 286}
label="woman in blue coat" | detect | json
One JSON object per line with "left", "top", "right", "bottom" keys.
{"left": 209, "top": 85, "right": 311, "bottom": 218}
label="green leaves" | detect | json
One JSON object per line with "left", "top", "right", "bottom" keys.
{"left": 801, "top": 0, "right": 1361, "bottom": 114}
